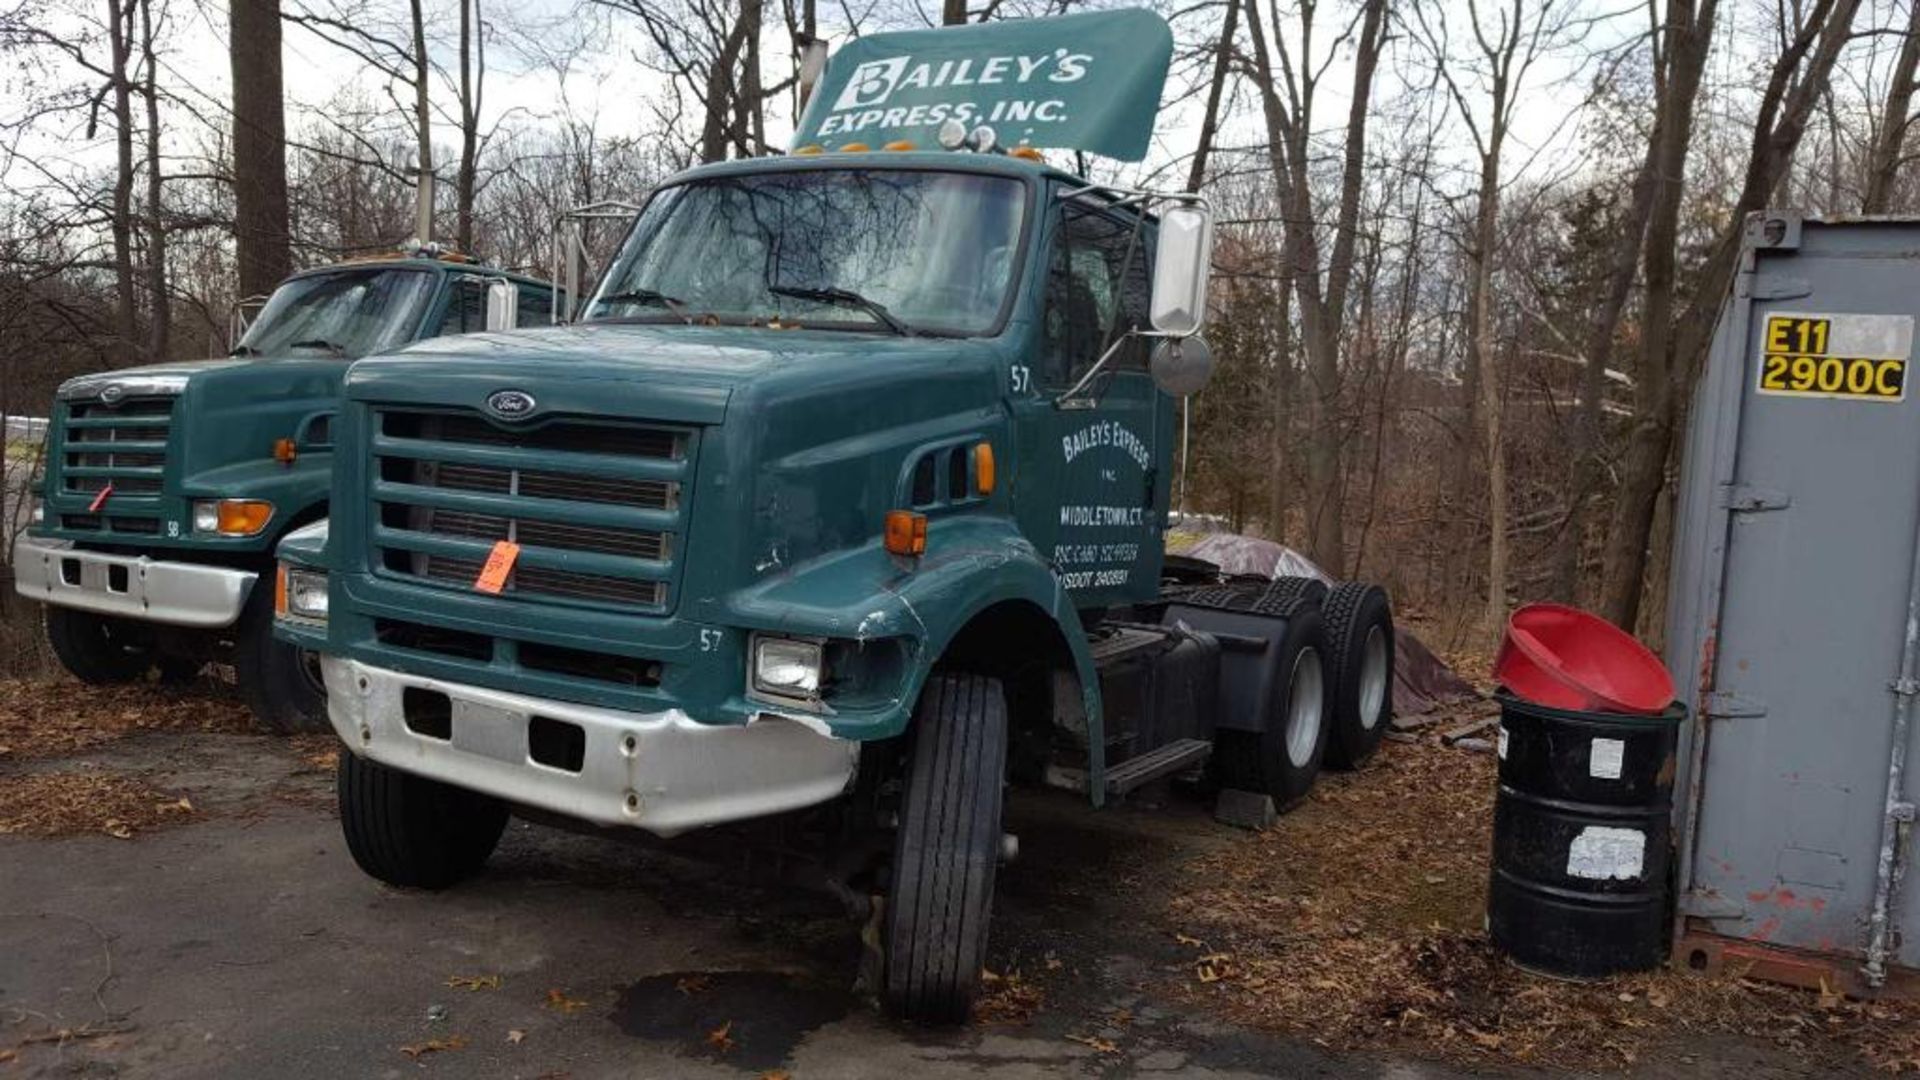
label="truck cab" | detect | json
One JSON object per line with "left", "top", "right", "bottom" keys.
{"left": 14, "top": 253, "right": 556, "bottom": 731}
{"left": 276, "top": 10, "right": 1395, "bottom": 1023}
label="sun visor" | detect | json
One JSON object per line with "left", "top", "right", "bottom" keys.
{"left": 792, "top": 9, "right": 1173, "bottom": 162}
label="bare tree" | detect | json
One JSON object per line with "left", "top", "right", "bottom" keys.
{"left": 1864, "top": 0, "right": 1920, "bottom": 212}
{"left": 1240, "top": 0, "right": 1391, "bottom": 571}
{"left": 1600, "top": 0, "right": 1864, "bottom": 628}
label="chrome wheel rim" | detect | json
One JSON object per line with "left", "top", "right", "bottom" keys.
{"left": 1284, "top": 646, "right": 1325, "bottom": 768}
{"left": 1359, "top": 624, "right": 1389, "bottom": 730}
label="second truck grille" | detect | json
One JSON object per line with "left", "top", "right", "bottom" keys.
{"left": 50, "top": 396, "right": 176, "bottom": 531}
{"left": 370, "top": 409, "right": 689, "bottom": 613}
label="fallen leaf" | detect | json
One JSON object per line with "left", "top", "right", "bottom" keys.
{"left": 1065, "top": 1033, "right": 1119, "bottom": 1054}
{"left": 505, "top": 1029, "right": 526, "bottom": 1045}
{"left": 400, "top": 1035, "right": 467, "bottom": 1058}
{"left": 446, "top": 974, "right": 501, "bottom": 992}
{"left": 105, "top": 821, "right": 132, "bottom": 839}
{"left": 0, "top": 1048, "right": 15, "bottom": 1063}
{"left": 760, "top": 1072, "right": 791, "bottom": 1080}
{"left": 675, "top": 974, "right": 711, "bottom": 996}
{"left": 545, "top": 988, "right": 588, "bottom": 1013}
{"left": 161, "top": 797, "right": 192, "bottom": 813}
{"left": 1174, "top": 933, "right": 1206, "bottom": 948}
{"left": 706, "top": 1019, "right": 735, "bottom": 1054}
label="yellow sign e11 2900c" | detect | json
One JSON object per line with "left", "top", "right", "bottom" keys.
{"left": 1757, "top": 312, "right": 1914, "bottom": 402}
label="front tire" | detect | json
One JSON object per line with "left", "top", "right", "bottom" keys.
{"left": 337, "top": 751, "right": 509, "bottom": 890}
{"left": 44, "top": 607, "right": 155, "bottom": 684}
{"left": 883, "top": 673, "right": 1009, "bottom": 1024}
{"left": 234, "top": 587, "right": 328, "bottom": 734}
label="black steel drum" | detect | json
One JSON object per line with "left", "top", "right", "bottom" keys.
{"left": 1487, "top": 691, "right": 1684, "bottom": 977}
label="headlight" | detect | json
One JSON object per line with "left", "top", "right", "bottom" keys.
{"left": 751, "top": 636, "right": 822, "bottom": 700}
{"left": 193, "top": 499, "right": 273, "bottom": 536}
{"left": 276, "top": 565, "right": 328, "bottom": 621}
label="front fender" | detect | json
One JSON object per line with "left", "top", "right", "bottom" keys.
{"left": 183, "top": 453, "right": 332, "bottom": 543}
{"left": 720, "top": 514, "right": 1100, "bottom": 745}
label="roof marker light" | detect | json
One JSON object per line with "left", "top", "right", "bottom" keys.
{"left": 839, "top": 142, "right": 871, "bottom": 152}
{"left": 883, "top": 140, "right": 916, "bottom": 151}
{"left": 794, "top": 144, "right": 825, "bottom": 155}
{"left": 1009, "top": 144, "right": 1044, "bottom": 162}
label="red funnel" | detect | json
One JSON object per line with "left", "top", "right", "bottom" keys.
{"left": 1493, "top": 603, "right": 1674, "bottom": 715}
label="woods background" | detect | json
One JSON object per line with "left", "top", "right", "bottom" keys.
{"left": 0, "top": 0, "right": 1910, "bottom": 651}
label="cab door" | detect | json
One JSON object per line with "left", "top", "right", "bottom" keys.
{"left": 1009, "top": 189, "right": 1170, "bottom": 611}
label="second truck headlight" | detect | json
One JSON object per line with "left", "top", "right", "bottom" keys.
{"left": 751, "top": 636, "right": 822, "bottom": 699}
{"left": 276, "top": 565, "right": 328, "bottom": 621}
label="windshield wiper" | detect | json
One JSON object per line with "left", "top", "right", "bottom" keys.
{"left": 769, "top": 285, "right": 914, "bottom": 336}
{"left": 594, "top": 288, "right": 693, "bottom": 324}
{"left": 287, "top": 339, "right": 348, "bottom": 357}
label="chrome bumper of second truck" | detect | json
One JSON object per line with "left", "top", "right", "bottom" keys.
{"left": 323, "top": 657, "right": 861, "bottom": 836}
{"left": 12, "top": 535, "right": 256, "bottom": 628}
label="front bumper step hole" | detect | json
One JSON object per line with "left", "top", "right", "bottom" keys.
{"left": 402, "top": 687, "right": 453, "bottom": 740}
{"left": 60, "top": 558, "right": 81, "bottom": 586}
{"left": 106, "top": 564, "right": 129, "bottom": 593}
{"left": 528, "top": 715, "right": 585, "bottom": 773}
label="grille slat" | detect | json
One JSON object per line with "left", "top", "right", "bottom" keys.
{"left": 371, "top": 408, "right": 686, "bottom": 613}
{"left": 49, "top": 396, "right": 176, "bottom": 530}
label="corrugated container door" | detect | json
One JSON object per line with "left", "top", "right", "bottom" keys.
{"left": 1668, "top": 215, "right": 1920, "bottom": 978}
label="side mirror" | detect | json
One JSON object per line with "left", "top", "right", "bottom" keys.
{"left": 1150, "top": 335, "right": 1214, "bottom": 397}
{"left": 1150, "top": 204, "right": 1213, "bottom": 338}
{"left": 485, "top": 279, "right": 519, "bottom": 332}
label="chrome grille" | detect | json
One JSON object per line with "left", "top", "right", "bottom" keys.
{"left": 51, "top": 396, "right": 175, "bottom": 523}
{"left": 370, "top": 408, "right": 688, "bottom": 612}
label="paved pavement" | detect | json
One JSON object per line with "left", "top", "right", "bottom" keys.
{"left": 0, "top": 726, "right": 1859, "bottom": 1078}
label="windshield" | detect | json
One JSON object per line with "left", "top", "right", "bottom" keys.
{"left": 236, "top": 267, "right": 437, "bottom": 358}
{"left": 588, "top": 169, "right": 1027, "bottom": 335}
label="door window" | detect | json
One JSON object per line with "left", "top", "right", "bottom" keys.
{"left": 1043, "top": 200, "right": 1152, "bottom": 387}
{"left": 435, "top": 277, "right": 490, "bottom": 336}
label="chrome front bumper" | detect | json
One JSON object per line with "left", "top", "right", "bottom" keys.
{"left": 12, "top": 535, "right": 256, "bottom": 628}
{"left": 323, "top": 657, "right": 861, "bottom": 836}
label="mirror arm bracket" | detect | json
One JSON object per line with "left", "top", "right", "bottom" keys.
{"left": 1053, "top": 329, "right": 1175, "bottom": 410}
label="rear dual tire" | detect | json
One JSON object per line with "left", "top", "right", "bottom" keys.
{"left": 1323, "top": 583, "right": 1395, "bottom": 769}
{"left": 1211, "top": 601, "right": 1331, "bottom": 809}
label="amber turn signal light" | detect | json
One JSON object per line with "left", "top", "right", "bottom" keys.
{"left": 217, "top": 500, "right": 273, "bottom": 536}
{"left": 884, "top": 510, "right": 927, "bottom": 556}
{"left": 974, "top": 442, "right": 996, "bottom": 496}
{"left": 273, "top": 437, "right": 297, "bottom": 464}
{"left": 273, "top": 563, "right": 289, "bottom": 617}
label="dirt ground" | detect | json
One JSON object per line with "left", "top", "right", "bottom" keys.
{"left": 0, "top": 673, "right": 1910, "bottom": 1078}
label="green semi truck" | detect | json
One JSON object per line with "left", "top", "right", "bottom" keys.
{"left": 274, "top": 10, "right": 1395, "bottom": 1022}
{"left": 13, "top": 252, "right": 556, "bottom": 731}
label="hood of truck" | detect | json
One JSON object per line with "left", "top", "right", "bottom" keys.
{"left": 344, "top": 323, "right": 992, "bottom": 424}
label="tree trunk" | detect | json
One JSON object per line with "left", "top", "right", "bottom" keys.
{"left": 1185, "top": 0, "right": 1239, "bottom": 194}
{"left": 229, "top": 0, "right": 289, "bottom": 299}
{"left": 140, "top": 0, "right": 168, "bottom": 362}
{"left": 1864, "top": 0, "right": 1920, "bottom": 213}
{"left": 942, "top": 0, "right": 965, "bottom": 25}
{"left": 1266, "top": 267, "right": 1293, "bottom": 541}
{"left": 107, "top": 0, "right": 137, "bottom": 363}
{"left": 456, "top": 0, "right": 481, "bottom": 252}
{"left": 410, "top": 0, "right": 434, "bottom": 243}
{"left": 1471, "top": 144, "right": 1507, "bottom": 629}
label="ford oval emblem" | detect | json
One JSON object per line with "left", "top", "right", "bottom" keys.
{"left": 98, "top": 383, "right": 125, "bottom": 405}
{"left": 484, "top": 389, "right": 536, "bottom": 420}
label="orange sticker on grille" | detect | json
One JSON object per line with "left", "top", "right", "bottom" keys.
{"left": 87, "top": 482, "right": 114, "bottom": 512}
{"left": 474, "top": 540, "right": 520, "bottom": 594}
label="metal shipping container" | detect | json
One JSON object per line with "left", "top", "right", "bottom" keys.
{"left": 1667, "top": 212, "right": 1918, "bottom": 995}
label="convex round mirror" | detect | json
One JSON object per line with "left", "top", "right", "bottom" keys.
{"left": 1150, "top": 335, "right": 1214, "bottom": 396}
